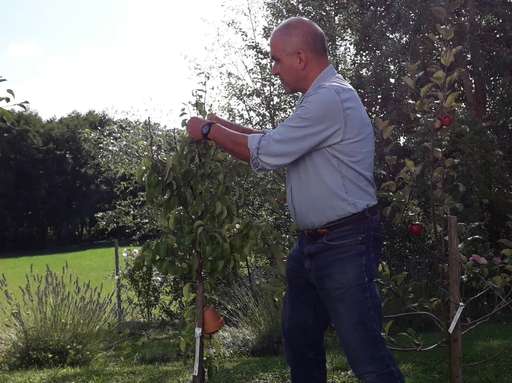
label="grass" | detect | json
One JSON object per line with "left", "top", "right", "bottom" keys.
{"left": 0, "top": 364, "right": 190, "bottom": 383}
{"left": 0, "top": 320, "right": 510, "bottom": 382}
{"left": 1, "top": 247, "right": 510, "bottom": 382}
{"left": 0, "top": 247, "right": 124, "bottom": 297}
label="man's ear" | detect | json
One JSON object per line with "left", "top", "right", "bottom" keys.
{"left": 296, "top": 50, "right": 307, "bottom": 70}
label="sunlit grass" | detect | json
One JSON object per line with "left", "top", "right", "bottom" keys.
{"left": 0, "top": 317, "right": 510, "bottom": 382}
{"left": 0, "top": 248, "right": 510, "bottom": 382}
{"left": 0, "top": 247, "right": 124, "bottom": 297}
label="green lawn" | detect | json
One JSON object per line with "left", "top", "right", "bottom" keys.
{"left": 0, "top": 321, "right": 510, "bottom": 383}
{"left": 0, "top": 247, "right": 125, "bottom": 296}
{"left": 1, "top": 247, "right": 511, "bottom": 382}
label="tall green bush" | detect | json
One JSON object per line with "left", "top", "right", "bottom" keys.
{"left": 0, "top": 264, "right": 115, "bottom": 369}
{"left": 121, "top": 248, "right": 180, "bottom": 322}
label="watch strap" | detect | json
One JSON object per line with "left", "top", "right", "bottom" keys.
{"left": 200, "top": 121, "right": 214, "bottom": 140}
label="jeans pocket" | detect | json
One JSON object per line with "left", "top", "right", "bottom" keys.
{"left": 320, "top": 229, "right": 365, "bottom": 247}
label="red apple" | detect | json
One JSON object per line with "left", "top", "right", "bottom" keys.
{"left": 439, "top": 115, "right": 455, "bottom": 127}
{"left": 408, "top": 222, "right": 424, "bottom": 237}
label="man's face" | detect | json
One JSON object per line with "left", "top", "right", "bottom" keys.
{"left": 270, "top": 34, "right": 302, "bottom": 94}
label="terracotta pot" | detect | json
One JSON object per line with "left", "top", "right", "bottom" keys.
{"left": 203, "top": 305, "right": 225, "bottom": 335}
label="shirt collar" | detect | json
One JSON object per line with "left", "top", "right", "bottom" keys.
{"left": 303, "top": 64, "right": 337, "bottom": 98}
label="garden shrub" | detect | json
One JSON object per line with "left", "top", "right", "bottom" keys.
{"left": 121, "top": 248, "right": 180, "bottom": 322}
{"left": 0, "top": 264, "right": 116, "bottom": 369}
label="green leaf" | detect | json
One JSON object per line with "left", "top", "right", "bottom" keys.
{"left": 220, "top": 205, "right": 228, "bottom": 220}
{"left": 167, "top": 210, "right": 176, "bottom": 230}
{"left": 193, "top": 220, "right": 205, "bottom": 232}
{"left": 415, "top": 100, "right": 427, "bottom": 112}
{"left": 384, "top": 320, "right": 394, "bottom": 335}
{"left": 179, "top": 337, "right": 187, "bottom": 353}
{"left": 432, "top": 70, "right": 446, "bottom": 86}
{"left": 183, "top": 282, "right": 193, "bottom": 302}
{"left": 420, "top": 83, "right": 435, "bottom": 98}
{"left": 402, "top": 76, "right": 416, "bottom": 90}
{"left": 374, "top": 117, "right": 386, "bottom": 130}
{"left": 378, "top": 261, "right": 391, "bottom": 277}
{"left": 0, "top": 108, "right": 14, "bottom": 124}
{"left": 216, "top": 259, "right": 225, "bottom": 273}
{"left": 433, "top": 166, "right": 445, "bottom": 180}
{"left": 383, "top": 125, "right": 394, "bottom": 139}
{"left": 385, "top": 156, "right": 397, "bottom": 166}
{"left": 196, "top": 225, "right": 205, "bottom": 240}
{"left": 431, "top": 6, "right": 447, "bottom": 20}
{"left": 497, "top": 239, "right": 512, "bottom": 248}
{"left": 452, "top": 46, "right": 463, "bottom": 56}
{"left": 492, "top": 275, "right": 504, "bottom": 288}
{"left": 446, "top": 71, "right": 460, "bottom": 88}
{"left": 445, "top": 158, "right": 456, "bottom": 167}
{"left": 427, "top": 33, "right": 438, "bottom": 42}
{"left": 215, "top": 201, "right": 223, "bottom": 216}
{"left": 441, "top": 48, "right": 455, "bottom": 67}
{"left": 405, "top": 159, "right": 415, "bottom": 170}
{"left": 501, "top": 249, "right": 512, "bottom": 257}
{"left": 406, "top": 61, "right": 420, "bottom": 75}
{"left": 444, "top": 91, "right": 460, "bottom": 108}
{"left": 442, "top": 27, "right": 455, "bottom": 41}
{"left": 18, "top": 102, "right": 29, "bottom": 111}
{"left": 380, "top": 181, "right": 397, "bottom": 192}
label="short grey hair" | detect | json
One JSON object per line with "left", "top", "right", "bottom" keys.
{"left": 272, "top": 17, "right": 328, "bottom": 57}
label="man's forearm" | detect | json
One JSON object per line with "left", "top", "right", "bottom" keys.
{"left": 209, "top": 123, "right": 253, "bottom": 163}
{"left": 209, "top": 115, "right": 260, "bottom": 135}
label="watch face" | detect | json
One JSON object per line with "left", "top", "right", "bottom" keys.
{"left": 202, "top": 123, "right": 212, "bottom": 137}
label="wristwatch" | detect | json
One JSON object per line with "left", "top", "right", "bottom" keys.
{"left": 201, "top": 121, "right": 214, "bottom": 140}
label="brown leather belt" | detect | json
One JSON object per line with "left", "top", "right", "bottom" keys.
{"left": 303, "top": 205, "right": 379, "bottom": 239}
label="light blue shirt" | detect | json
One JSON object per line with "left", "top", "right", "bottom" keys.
{"left": 247, "top": 64, "right": 377, "bottom": 229}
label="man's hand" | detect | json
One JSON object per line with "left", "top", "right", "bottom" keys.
{"left": 186, "top": 115, "right": 251, "bottom": 163}
{"left": 206, "top": 113, "right": 220, "bottom": 123}
{"left": 186, "top": 116, "right": 208, "bottom": 141}
{"left": 206, "top": 113, "right": 259, "bottom": 135}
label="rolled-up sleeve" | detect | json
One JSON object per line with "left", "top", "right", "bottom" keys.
{"left": 247, "top": 87, "right": 342, "bottom": 172}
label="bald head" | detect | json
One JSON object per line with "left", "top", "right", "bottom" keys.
{"left": 269, "top": 17, "right": 330, "bottom": 93}
{"left": 271, "top": 17, "right": 328, "bottom": 58}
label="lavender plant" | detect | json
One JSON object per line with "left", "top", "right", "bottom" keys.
{"left": 0, "top": 264, "right": 116, "bottom": 369}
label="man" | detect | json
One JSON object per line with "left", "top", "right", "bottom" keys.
{"left": 186, "top": 17, "right": 404, "bottom": 383}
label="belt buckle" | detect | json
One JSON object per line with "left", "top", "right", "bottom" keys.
{"left": 317, "top": 229, "right": 329, "bottom": 236}
{"left": 305, "top": 228, "right": 329, "bottom": 240}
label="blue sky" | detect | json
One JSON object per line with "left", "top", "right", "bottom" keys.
{"left": 1, "top": 0, "right": 233, "bottom": 126}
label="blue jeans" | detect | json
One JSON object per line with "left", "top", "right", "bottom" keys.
{"left": 282, "top": 212, "right": 404, "bottom": 383}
